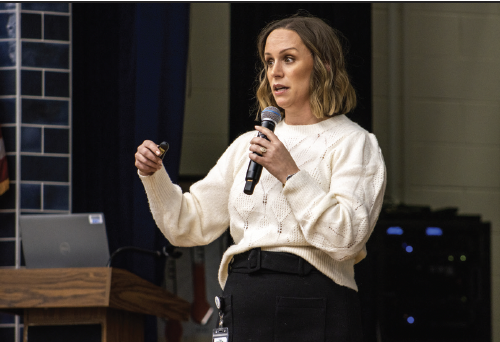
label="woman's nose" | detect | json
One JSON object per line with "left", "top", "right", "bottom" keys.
{"left": 271, "top": 62, "right": 283, "bottom": 77}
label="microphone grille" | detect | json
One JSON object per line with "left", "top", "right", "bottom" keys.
{"left": 261, "top": 106, "right": 282, "bottom": 124}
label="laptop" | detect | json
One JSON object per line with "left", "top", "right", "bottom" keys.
{"left": 20, "top": 213, "right": 110, "bottom": 268}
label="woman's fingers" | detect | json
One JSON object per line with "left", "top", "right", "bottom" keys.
{"left": 249, "top": 136, "right": 270, "bottom": 147}
{"left": 249, "top": 141, "right": 270, "bottom": 155}
{"left": 248, "top": 127, "right": 299, "bottom": 183}
{"left": 135, "top": 140, "right": 163, "bottom": 176}
{"left": 135, "top": 152, "right": 160, "bottom": 171}
{"left": 255, "top": 125, "right": 277, "bottom": 141}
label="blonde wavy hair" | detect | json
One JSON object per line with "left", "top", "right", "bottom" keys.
{"left": 255, "top": 14, "right": 356, "bottom": 119}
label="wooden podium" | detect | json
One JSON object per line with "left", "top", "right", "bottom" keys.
{"left": 0, "top": 267, "right": 190, "bottom": 342}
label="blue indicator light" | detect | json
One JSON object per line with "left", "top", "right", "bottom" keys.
{"left": 407, "top": 316, "right": 415, "bottom": 324}
{"left": 406, "top": 245, "right": 413, "bottom": 253}
{"left": 426, "top": 227, "right": 443, "bottom": 236}
{"left": 387, "top": 226, "right": 403, "bottom": 235}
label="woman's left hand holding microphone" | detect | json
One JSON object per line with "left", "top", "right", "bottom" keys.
{"left": 249, "top": 125, "right": 300, "bottom": 184}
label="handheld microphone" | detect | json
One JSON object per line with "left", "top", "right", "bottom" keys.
{"left": 243, "top": 106, "right": 282, "bottom": 195}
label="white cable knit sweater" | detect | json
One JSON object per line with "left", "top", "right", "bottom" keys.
{"left": 140, "top": 114, "right": 386, "bottom": 291}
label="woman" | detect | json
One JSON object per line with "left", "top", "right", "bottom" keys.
{"left": 135, "top": 14, "right": 386, "bottom": 342}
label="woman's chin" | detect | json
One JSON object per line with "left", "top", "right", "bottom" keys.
{"left": 274, "top": 101, "right": 288, "bottom": 110}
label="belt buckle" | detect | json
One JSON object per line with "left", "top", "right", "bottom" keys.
{"left": 247, "top": 248, "right": 261, "bottom": 272}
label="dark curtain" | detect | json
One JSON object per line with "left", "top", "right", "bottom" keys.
{"left": 72, "top": 4, "right": 190, "bottom": 342}
{"left": 229, "top": 3, "right": 372, "bottom": 141}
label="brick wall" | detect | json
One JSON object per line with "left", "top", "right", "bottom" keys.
{"left": 0, "top": 3, "right": 71, "bottom": 341}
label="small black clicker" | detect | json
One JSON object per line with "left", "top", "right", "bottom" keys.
{"left": 157, "top": 141, "right": 169, "bottom": 160}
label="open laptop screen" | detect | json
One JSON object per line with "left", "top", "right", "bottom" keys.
{"left": 20, "top": 213, "right": 110, "bottom": 268}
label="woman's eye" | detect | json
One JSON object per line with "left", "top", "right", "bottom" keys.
{"left": 284, "top": 56, "right": 294, "bottom": 63}
{"left": 266, "top": 59, "right": 274, "bottom": 66}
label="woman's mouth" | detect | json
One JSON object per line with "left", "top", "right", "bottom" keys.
{"left": 273, "top": 84, "right": 289, "bottom": 94}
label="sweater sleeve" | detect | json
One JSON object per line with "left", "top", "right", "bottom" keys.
{"left": 282, "top": 130, "right": 386, "bottom": 262}
{"left": 139, "top": 134, "right": 249, "bottom": 247}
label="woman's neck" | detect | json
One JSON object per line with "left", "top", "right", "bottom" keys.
{"left": 284, "top": 109, "right": 322, "bottom": 125}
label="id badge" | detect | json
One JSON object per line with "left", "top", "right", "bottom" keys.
{"left": 212, "top": 327, "right": 229, "bottom": 342}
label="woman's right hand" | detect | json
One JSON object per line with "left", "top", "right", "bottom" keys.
{"left": 135, "top": 140, "right": 163, "bottom": 176}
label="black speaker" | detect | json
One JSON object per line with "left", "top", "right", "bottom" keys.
{"left": 357, "top": 206, "right": 491, "bottom": 342}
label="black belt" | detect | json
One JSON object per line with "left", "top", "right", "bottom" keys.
{"left": 230, "top": 248, "right": 317, "bottom": 276}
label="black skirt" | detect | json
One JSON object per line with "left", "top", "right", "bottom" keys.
{"left": 217, "top": 248, "right": 363, "bottom": 342}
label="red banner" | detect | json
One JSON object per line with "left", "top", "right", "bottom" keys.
{"left": 0, "top": 125, "right": 9, "bottom": 195}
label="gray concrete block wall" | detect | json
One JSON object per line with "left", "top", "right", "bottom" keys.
{"left": 373, "top": 3, "right": 500, "bottom": 340}
{"left": 179, "top": 3, "right": 230, "bottom": 177}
